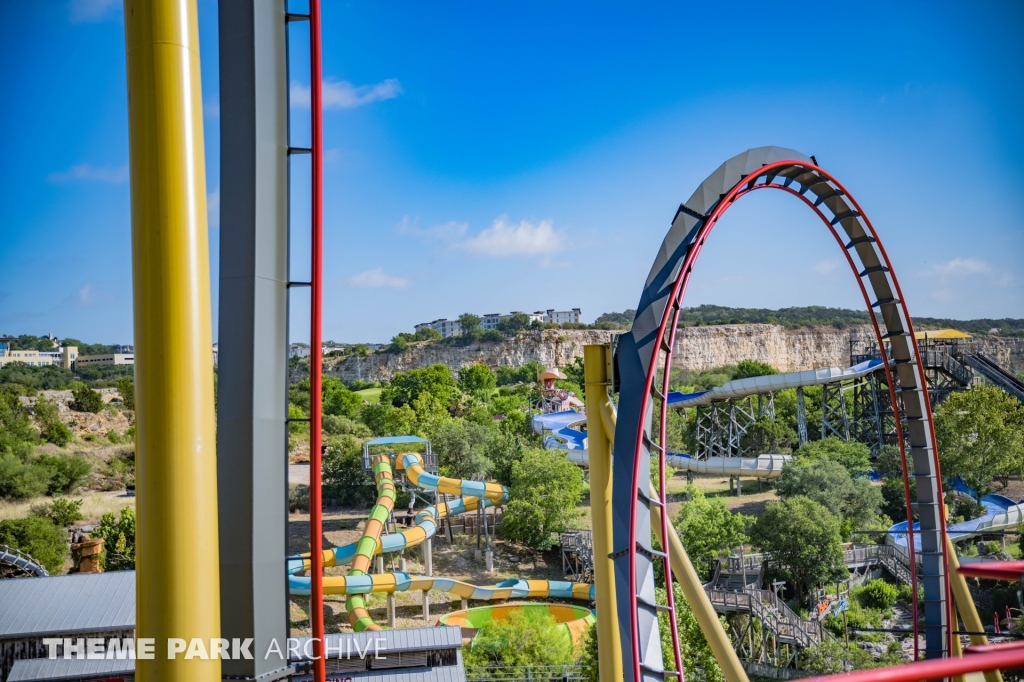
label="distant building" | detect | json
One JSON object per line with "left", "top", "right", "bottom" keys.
{"left": 75, "top": 353, "right": 134, "bottom": 368}
{"left": 0, "top": 337, "right": 76, "bottom": 369}
{"left": 417, "top": 308, "right": 581, "bottom": 337}
{"left": 414, "top": 319, "right": 463, "bottom": 338}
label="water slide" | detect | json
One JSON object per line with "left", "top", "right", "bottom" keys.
{"left": 287, "top": 451, "right": 595, "bottom": 633}
{"left": 530, "top": 361, "right": 887, "bottom": 477}
{"left": 0, "top": 544, "right": 49, "bottom": 577}
{"left": 888, "top": 479, "right": 1024, "bottom": 552}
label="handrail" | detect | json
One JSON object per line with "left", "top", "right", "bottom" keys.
{"left": 0, "top": 544, "right": 49, "bottom": 577}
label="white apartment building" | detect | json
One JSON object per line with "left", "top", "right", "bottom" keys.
{"left": 0, "top": 336, "right": 78, "bottom": 368}
{"left": 417, "top": 308, "right": 581, "bottom": 336}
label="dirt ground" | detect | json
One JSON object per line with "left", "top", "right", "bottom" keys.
{"left": 286, "top": 505, "right": 564, "bottom": 636}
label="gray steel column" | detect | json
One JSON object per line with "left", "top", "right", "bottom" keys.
{"left": 216, "top": 2, "right": 291, "bottom": 680}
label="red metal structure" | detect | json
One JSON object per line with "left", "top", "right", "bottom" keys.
{"left": 612, "top": 148, "right": 956, "bottom": 682}
{"left": 308, "top": 1, "right": 326, "bottom": 680}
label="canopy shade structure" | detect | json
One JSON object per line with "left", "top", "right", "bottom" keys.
{"left": 914, "top": 329, "right": 971, "bottom": 340}
{"left": 365, "top": 436, "right": 429, "bottom": 446}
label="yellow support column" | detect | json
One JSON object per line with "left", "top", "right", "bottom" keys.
{"left": 124, "top": 1, "right": 220, "bottom": 680}
{"left": 947, "top": 537, "right": 1002, "bottom": 682}
{"left": 583, "top": 345, "right": 622, "bottom": 682}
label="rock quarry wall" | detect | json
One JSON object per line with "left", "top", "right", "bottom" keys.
{"left": 319, "top": 326, "right": 1024, "bottom": 383}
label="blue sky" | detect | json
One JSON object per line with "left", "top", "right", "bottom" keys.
{"left": 1, "top": 1, "right": 1022, "bottom": 344}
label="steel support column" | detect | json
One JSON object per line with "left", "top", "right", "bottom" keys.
{"left": 215, "top": 2, "right": 291, "bottom": 679}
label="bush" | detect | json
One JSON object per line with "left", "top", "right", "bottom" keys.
{"left": 1, "top": 393, "right": 37, "bottom": 453}
{"left": 0, "top": 516, "right": 67, "bottom": 574}
{"left": 33, "top": 397, "right": 73, "bottom": 447}
{"left": 347, "top": 379, "right": 378, "bottom": 391}
{"left": 496, "top": 360, "right": 545, "bottom": 387}
{"left": 116, "top": 377, "right": 135, "bottom": 410}
{"left": 0, "top": 452, "right": 52, "bottom": 499}
{"left": 462, "top": 608, "right": 575, "bottom": 671}
{"left": 322, "top": 436, "right": 374, "bottom": 507}
{"left": 674, "top": 484, "right": 752, "bottom": 581}
{"left": 289, "top": 485, "right": 310, "bottom": 513}
{"left": 37, "top": 454, "right": 92, "bottom": 495}
{"left": 458, "top": 364, "right": 497, "bottom": 394}
{"left": 95, "top": 507, "right": 136, "bottom": 571}
{"left": 31, "top": 498, "right": 85, "bottom": 527}
{"left": 857, "top": 579, "right": 898, "bottom": 610}
{"left": 794, "top": 436, "right": 871, "bottom": 477}
{"left": 322, "top": 414, "right": 372, "bottom": 438}
{"left": 70, "top": 383, "right": 104, "bottom": 413}
{"left": 501, "top": 448, "right": 584, "bottom": 550}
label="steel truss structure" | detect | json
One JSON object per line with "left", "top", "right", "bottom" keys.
{"left": 693, "top": 394, "right": 775, "bottom": 460}
{"left": 612, "top": 147, "right": 950, "bottom": 682}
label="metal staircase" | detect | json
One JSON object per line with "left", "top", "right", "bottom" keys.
{"left": 964, "top": 353, "right": 1024, "bottom": 403}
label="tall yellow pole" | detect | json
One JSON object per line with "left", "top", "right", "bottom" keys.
{"left": 947, "top": 537, "right": 1002, "bottom": 682}
{"left": 124, "top": 1, "right": 220, "bottom": 680}
{"left": 583, "top": 345, "right": 623, "bottom": 682}
{"left": 651, "top": 494, "right": 749, "bottom": 682}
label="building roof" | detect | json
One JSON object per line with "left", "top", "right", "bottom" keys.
{"left": 295, "top": 665, "right": 466, "bottom": 682}
{"left": 914, "top": 328, "right": 971, "bottom": 340}
{"left": 290, "top": 627, "right": 462, "bottom": 660}
{"left": 8, "top": 657, "right": 134, "bottom": 682}
{"left": 0, "top": 571, "right": 135, "bottom": 639}
{"left": 365, "top": 436, "right": 429, "bottom": 446}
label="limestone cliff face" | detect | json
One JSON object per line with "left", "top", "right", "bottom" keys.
{"left": 317, "top": 326, "right": 1024, "bottom": 383}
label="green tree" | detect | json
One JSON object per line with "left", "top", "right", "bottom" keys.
{"left": 775, "top": 458, "right": 883, "bottom": 534}
{"left": 411, "top": 392, "right": 454, "bottom": 438}
{"left": 388, "top": 334, "right": 409, "bottom": 353}
{"left": 383, "top": 364, "right": 459, "bottom": 408}
{"left": 70, "top": 382, "right": 104, "bottom": 413}
{"left": 658, "top": 584, "right": 725, "bottom": 682}
{"left": 457, "top": 313, "right": 482, "bottom": 337}
{"left": 116, "top": 377, "right": 135, "bottom": 410}
{"left": 794, "top": 436, "right": 871, "bottom": 477}
{"left": 496, "top": 360, "right": 545, "bottom": 387}
{"left": 413, "top": 327, "right": 443, "bottom": 342}
{"left": 501, "top": 448, "right": 584, "bottom": 549}
{"left": 874, "top": 444, "right": 904, "bottom": 480}
{"left": 0, "top": 516, "right": 67, "bottom": 574}
{"left": 496, "top": 313, "right": 532, "bottom": 335}
{"left": 0, "top": 363, "right": 75, "bottom": 391}
{"left": 31, "top": 498, "right": 84, "bottom": 527}
{"left": 321, "top": 377, "right": 362, "bottom": 418}
{"left": 935, "top": 385, "right": 1024, "bottom": 498}
{"left": 458, "top": 363, "right": 497, "bottom": 395}
{"left": 0, "top": 453, "right": 51, "bottom": 499}
{"left": 432, "top": 421, "right": 493, "bottom": 480}
{"left": 673, "top": 484, "right": 752, "bottom": 581}
{"left": 486, "top": 432, "right": 525, "bottom": 487}
{"left": 880, "top": 477, "right": 915, "bottom": 526}
{"left": 0, "top": 393, "right": 36, "bottom": 454}
{"left": 740, "top": 416, "right": 796, "bottom": 454}
{"left": 750, "top": 497, "right": 846, "bottom": 599}
{"left": 95, "top": 507, "right": 136, "bottom": 571}
{"left": 734, "top": 360, "right": 778, "bottom": 380}
{"left": 37, "top": 454, "right": 92, "bottom": 495}
{"left": 579, "top": 622, "right": 599, "bottom": 682}
{"left": 322, "top": 436, "right": 374, "bottom": 506}
{"left": 462, "top": 608, "right": 575, "bottom": 672}
{"left": 32, "top": 397, "right": 72, "bottom": 447}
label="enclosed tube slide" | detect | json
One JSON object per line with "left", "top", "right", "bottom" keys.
{"left": 287, "top": 452, "right": 594, "bottom": 631}
{"left": 666, "top": 358, "right": 884, "bottom": 408}
{"left": 558, "top": 447, "right": 790, "bottom": 479}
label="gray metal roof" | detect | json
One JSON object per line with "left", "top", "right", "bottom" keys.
{"left": 0, "top": 571, "right": 135, "bottom": 639}
{"left": 290, "top": 626, "right": 463, "bottom": 660}
{"left": 293, "top": 652, "right": 466, "bottom": 682}
{"left": 8, "top": 656, "right": 134, "bottom": 681}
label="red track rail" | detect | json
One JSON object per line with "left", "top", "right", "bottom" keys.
{"left": 308, "top": 1, "right": 326, "bottom": 680}
{"left": 958, "top": 561, "right": 1024, "bottom": 582}
{"left": 626, "top": 160, "right": 946, "bottom": 676}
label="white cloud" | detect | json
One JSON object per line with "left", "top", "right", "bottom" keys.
{"left": 48, "top": 163, "right": 128, "bottom": 184}
{"left": 930, "top": 258, "right": 1013, "bottom": 287}
{"left": 291, "top": 78, "right": 403, "bottom": 110}
{"left": 456, "top": 216, "right": 566, "bottom": 257}
{"left": 397, "top": 216, "right": 468, "bottom": 241}
{"left": 207, "top": 188, "right": 220, "bottom": 230}
{"left": 347, "top": 267, "right": 410, "bottom": 289}
{"left": 931, "top": 258, "right": 993, "bottom": 276}
{"left": 813, "top": 258, "right": 842, "bottom": 275}
{"left": 69, "top": 0, "right": 120, "bottom": 23}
